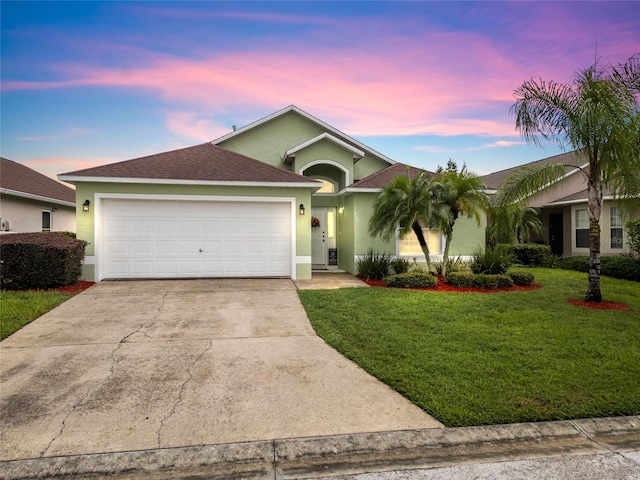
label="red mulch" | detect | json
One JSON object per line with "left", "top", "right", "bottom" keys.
{"left": 358, "top": 275, "right": 543, "bottom": 294}
{"left": 42, "top": 281, "right": 95, "bottom": 294}
{"left": 567, "top": 299, "right": 630, "bottom": 311}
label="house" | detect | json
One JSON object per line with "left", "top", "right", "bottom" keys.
{"left": 0, "top": 157, "right": 76, "bottom": 234}
{"left": 58, "top": 105, "right": 486, "bottom": 282}
{"left": 482, "top": 150, "right": 639, "bottom": 256}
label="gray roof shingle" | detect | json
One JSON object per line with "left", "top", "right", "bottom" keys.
{"left": 1, "top": 157, "right": 75, "bottom": 203}
{"left": 60, "top": 143, "right": 320, "bottom": 184}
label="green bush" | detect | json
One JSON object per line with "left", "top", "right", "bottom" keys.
{"left": 601, "top": 256, "right": 640, "bottom": 282}
{"left": 471, "top": 246, "right": 514, "bottom": 275}
{"left": 383, "top": 272, "right": 437, "bottom": 289}
{"left": 446, "top": 272, "right": 513, "bottom": 289}
{"left": 357, "top": 249, "right": 393, "bottom": 280}
{"left": 433, "top": 256, "right": 469, "bottom": 275}
{"left": 445, "top": 272, "right": 475, "bottom": 287}
{"left": 556, "top": 255, "right": 640, "bottom": 281}
{"left": 497, "top": 243, "right": 551, "bottom": 266}
{"left": 625, "top": 220, "right": 640, "bottom": 257}
{"left": 557, "top": 256, "right": 589, "bottom": 272}
{"left": 507, "top": 270, "right": 535, "bottom": 286}
{"left": 390, "top": 257, "right": 410, "bottom": 275}
{"left": 0, "top": 233, "right": 87, "bottom": 290}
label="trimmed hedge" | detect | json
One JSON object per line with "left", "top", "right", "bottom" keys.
{"left": 0, "top": 232, "right": 87, "bottom": 290}
{"left": 497, "top": 243, "right": 551, "bottom": 266}
{"left": 556, "top": 255, "right": 640, "bottom": 282}
{"left": 446, "top": 272, "right": 514, "bottom": 289}
{"left": 507, "top": 270, "right": 535, "bottom": 286}
{"left": 383, "top": 272, "right": 437, "bottom": 289}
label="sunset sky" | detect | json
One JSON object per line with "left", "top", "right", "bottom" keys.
{"left": 1, "top": 1, "right": 638, "bottom": 182}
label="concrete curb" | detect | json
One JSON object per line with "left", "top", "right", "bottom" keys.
{"left": 2, "top": 416, "right": 638, "bottom": 480}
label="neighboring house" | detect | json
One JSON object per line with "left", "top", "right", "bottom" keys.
{"left": 482, "top": 150, "right": 638, "bottom": 257}
{"left": 59, "top": 105, "right": 486, "bottom": 282}
{"left": 0, "top": 157, "right": 76, "bottom": 234}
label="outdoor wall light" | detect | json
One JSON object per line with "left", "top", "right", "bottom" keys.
{"left": 338, "top": 207, "right": 344, "bottom": 214}
{"left": 82, "top": 200, "right": 91, "bottom": 212}
{"left": 299, "top": 203, "right": 305, "bottom": 215}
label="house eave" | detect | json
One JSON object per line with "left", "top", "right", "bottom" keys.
{"left": 0, "top": 187, "right": 76, "bottom": 208}
{"left": 57, "top": 175, "right": 323, "bottom": 190}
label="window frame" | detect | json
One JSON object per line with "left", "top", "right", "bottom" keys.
{"left": 42, "top": 210, "right": 52, "bottom": 232}
{"left": 575, "top": 208, "right": 589, "bottom": 249}
{"left": 610, "top": 206, "right": 624, "bottom": 249}
{"left": 397, "top": 225, "right": 442, "bottom": 256}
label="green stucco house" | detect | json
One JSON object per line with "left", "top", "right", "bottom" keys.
{"left": 59, "top": 105, "right": 486, "bottom": 281}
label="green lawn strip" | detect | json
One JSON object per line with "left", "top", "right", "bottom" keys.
{"left": 0, "top": 290, "right": 72, "bottom": 340}
{"left": 298, "top": 268, "right": 640, "bottom": 427}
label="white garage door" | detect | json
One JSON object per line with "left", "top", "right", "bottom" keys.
{"left": 101, "top": 199, "right": 292, "bottom": 279}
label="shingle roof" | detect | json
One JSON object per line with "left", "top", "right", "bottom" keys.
{"left": 60, "top": 143, "right": 320, "bottom": 185}
{"left": 350, "top": 163, "right": 435, "bottom": 189}
{"left": 481, "top": 150, "right": 587, "bottom": 190}
{"left": 1, "top": 157, "right": 76, "bottom": 204}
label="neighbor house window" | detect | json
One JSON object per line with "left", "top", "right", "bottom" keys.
{"left": 575, "top": 209, "right": 589, "bottom": 248}
{"left": 42, "top": 210, "right": 51, "bottom": 232}
{"left": 399, "top": 228, "right": 441, "bottom": 255}
{"left": 610, "top": 207, "right": 623, "bottom": 249}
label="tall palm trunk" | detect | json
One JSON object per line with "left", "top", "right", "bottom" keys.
{"left": 586, "top": 166, "right": 603, "bottom": 302}
{"left": 412, "top": 221, "right": 432, "bottom": 272}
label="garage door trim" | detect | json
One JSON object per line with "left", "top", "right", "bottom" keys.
{"left": 93, "top": 193, "right": 297, "bottom": 281}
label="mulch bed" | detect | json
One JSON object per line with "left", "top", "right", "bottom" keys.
{"left": 44, "top": 281, "right": 95, "bottom": 294}
{"left": 567, "top": 299, "right": 630, "bottom": 311}
{"left": 358, "top": 275, "right": 542, "bottom": 294}
{"left": 359, "top": 275, "right": 630, "bottom": 311}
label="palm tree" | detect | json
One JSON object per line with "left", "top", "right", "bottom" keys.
{"left": 499, "top": 55, "right": 640, "bottom": 302}
{"left": 433, "top": 161, "right": 489, "bottom": 276}
{"left": 488, "top": 203, "right": 543, "bottom": 245}
{"left": 368, "top": 169, "right": 440, "bottom": 272}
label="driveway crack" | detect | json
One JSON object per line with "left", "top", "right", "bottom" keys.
{"left": 156, "top": 339, "right": 213, "bottom": 447}
{"left": 120, "top": 293, "right": 168, "bottom": 343}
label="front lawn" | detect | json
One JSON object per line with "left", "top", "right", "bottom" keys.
{"left": 0, "top": 290, "right": 72, "bottom": 340}
{"left": 297, "top": 268, "right": 640, "bottom": 427}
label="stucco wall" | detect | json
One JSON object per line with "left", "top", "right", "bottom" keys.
{"left": 0, "top": 194, "right": 75, "bottom": 233}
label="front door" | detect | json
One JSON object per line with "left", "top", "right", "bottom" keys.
{"left": 549, "top": 213, "right": 564, "bottom": 256}
{"left": 311, "top": 207, "right": 336, "bottom": 266}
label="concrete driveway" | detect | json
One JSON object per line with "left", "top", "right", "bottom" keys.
{"left": 0, "top": 279, "right": 441, "bottom": 462}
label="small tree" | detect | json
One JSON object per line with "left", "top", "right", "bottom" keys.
{"left": 433, "top": 161, "right": 489, "bottom": 276}
{"left": 488, "top": 203, "right": 543, "bottom": 245}
{"left": 626, "top": 220, "right": 640, "bottom": 257}
{"left": 368, "top": 169, "right": 441, "bottom": 272}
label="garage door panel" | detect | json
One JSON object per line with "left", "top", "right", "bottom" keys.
{"left": 102, "top": 199, "right": 291, "bottom": 279}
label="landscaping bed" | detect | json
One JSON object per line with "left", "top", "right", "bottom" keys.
{"left": 358, "top": 274, "right": 542, "bottom": 294}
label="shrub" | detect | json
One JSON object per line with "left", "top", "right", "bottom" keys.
{"left": 556, "top": 255, "right": 640, "bottom": 282}
{"left": 497, "top": 243, "right": 551, "bottom": 266}
{"left": 557, "top": 256, "right": 589, "bottom": 272}
{"left": 471, "top": 246, "right": 514, "bottom": 275}
{"left": 601, "top": 256, "right": 640, "bottom": 282}
{"left": 390, "top": 257, "right": 410, "bottom": 275}
{"left": 445, "top": 272, "right": 475, "bottom": 288}
{"left": 433, "top": 256, "right": 469, "bottom": 275}
{"left": 0, "top": 232, "right": 87, "bottom": 290}
{"left": 356, "top": 249, "right": 393, "bottom": 280}
{"left": 446, "top": 272, "right": 513, "bottom": 289}
{"left": 507, "top": 270, "right": 535, "bottom": 286}
{"left": 543, "top": 253, "right": 562, "bottom": 269}
{"left": 383, "top": 272, "right": 437, "bottom": 289}
{"left": 626, "top": 220, "right": 640, "bottom": 257}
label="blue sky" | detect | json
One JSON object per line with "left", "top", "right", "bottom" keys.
{"left": 1, "top": 1, "right": 638, "bottom": 181}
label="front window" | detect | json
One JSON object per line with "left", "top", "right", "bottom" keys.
{"left": 399, "top": 228, "right": 441, "bottom": 255}
{"left": 610, "top": 207, "right": 623, "bottom": 249}
{"left": 42, "top": 210, "right": 51, "bottom": 232}
{"left": 575, "top": 209, "right": 589, "bottom": 248}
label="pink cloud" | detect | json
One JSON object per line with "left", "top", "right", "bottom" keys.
{"left": 3, "top": 6, "right": 636, "bottom": 141}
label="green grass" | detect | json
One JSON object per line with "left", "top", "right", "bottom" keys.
{"left": 298, "top": 268, "right": 640, "bottom": 427}
{"left": 0, "top": 290, "right": 72, "bottom": 340}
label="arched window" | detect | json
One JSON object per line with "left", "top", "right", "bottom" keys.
{"left": 314, "top": 178, "right": 336, "bottom": 193}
